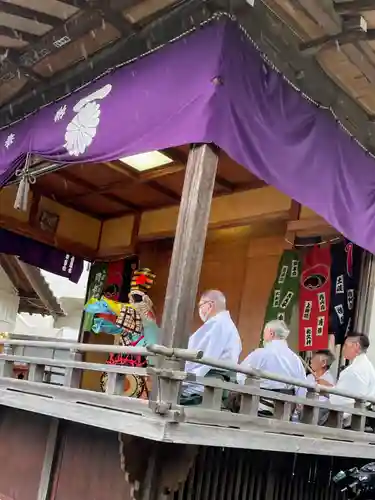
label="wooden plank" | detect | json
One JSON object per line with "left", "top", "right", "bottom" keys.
{"left": 162, "top": 421, "right": 375, "bottom": 459}
{"left": 286, "top": 217, "right": 335, "bottom": 233}
{"left": 161, "top": 144, "right": 219, "bottom": 348}
{"left": 334, "top": 1, "right": 375, "bottom": 14}
{"left": 0, "top": 1, "right": 60, "bottom": 27}
{"left": 0, "top": 354, "right": 148, "bottom": 376}
{"left": 37, "top": 418, "right": 59, "bottom": 500}
{"left": 179, "top": 406, "right": 375, "bottom": 444}
{"left": 0, "top": 338, "right": 151, "bottom": 355}
{"left": 187, "top": 376, "right": 375, "bottom": 414}
{"left": 284, "top": 200, "right": 301, "bottom": 249}
{"left": 0, "top": 388, "right": 166, "bottom": 440}
{"left": 0, "top": 375, "right": 150, "bottom": 414}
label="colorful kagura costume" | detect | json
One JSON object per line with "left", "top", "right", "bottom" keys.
{"left": 84, "top": 268, "right": 159, "bottom": 399}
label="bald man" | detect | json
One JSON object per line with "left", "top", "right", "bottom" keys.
{"left": 181, "top": 290, "right": 242, "bottom": 404}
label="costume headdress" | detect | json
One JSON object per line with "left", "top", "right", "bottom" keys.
{"left": 130, "top": 268, "right": 156, "bottom": 292}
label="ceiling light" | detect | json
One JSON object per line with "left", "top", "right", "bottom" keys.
{"left": 119, "top": 151, "right": 173, "bottom": 171}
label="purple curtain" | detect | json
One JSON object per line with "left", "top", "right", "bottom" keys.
{"left": 1, "top": 19, "right": 375, "bottom": 253}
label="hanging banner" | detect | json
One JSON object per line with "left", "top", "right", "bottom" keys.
{"left": 81, "top": 262, "right": 109, "bottom": 334}
{"left": 330, "top": 240, "right": 362, "bottom": 345}
{"left": 299, "top": 245, "right": 331, "bottom": 351}
{"left": 102, "top": 256, "right": 139, "bottom": 303}
{"left": 262, "top": 250, "right": 301, "bottom": 343}
{"left": 81, "top": 256, "right": 139, "bottom": 335}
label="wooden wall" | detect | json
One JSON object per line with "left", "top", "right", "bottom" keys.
{"left": 0, "top": 407, "right": 50, "bottom": 500}
{"left": 52, "top": 422, "right": 132, "bottom": 500}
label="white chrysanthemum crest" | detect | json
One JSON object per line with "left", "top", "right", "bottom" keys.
{"left": 64, "top": 84, "right": 112, "bottom": 157}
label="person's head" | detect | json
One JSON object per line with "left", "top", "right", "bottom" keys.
{"left": 342, "top": 332, "right": 369, "bottom": 361}
{"left": 311, "top": 350, "right": 335, "bottom": 375}
{"left": 263, "top": 319, "right": 290, "bottom": 344}
{"left": 198, "top": 290, "right": 226, "bottom": 323}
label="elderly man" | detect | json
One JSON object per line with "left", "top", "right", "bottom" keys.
{"left": 330, "top": 333, "right": 375, "bottom": 426}
{"left": 307, "top": 350, "right": 335, "bottom": 390}
{"left": 181, "top": 290, "right": 242, "bottom": 405}
{"left": 237, "top": 320, "right": 307, "bottom": 415}
{"left": 307, "top": 350, "right": 335, "bottom": 425}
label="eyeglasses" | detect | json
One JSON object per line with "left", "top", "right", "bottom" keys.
{"left": 198, "top": 300, "right": 213, "bottom": 309}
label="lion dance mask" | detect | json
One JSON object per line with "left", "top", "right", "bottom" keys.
{"left": 84, "top": 268, "right": 159, "bottom": 398}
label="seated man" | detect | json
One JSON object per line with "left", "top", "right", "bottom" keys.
{"left": 237, "top": 320, "right": 307, "bottom": 416}
{"left": 306, "top": 350, "right": 335, "bottom": 425}
{"left": 180, "top": 290, "right": 242, "bottom": 405}
{"left": 330, "top": 332, "right": 375, "bottom": 427}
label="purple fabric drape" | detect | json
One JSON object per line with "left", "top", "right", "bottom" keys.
{"left": 1, "top": 19, "right": 375, "bottom": 253}
{"left": 0, "top": 228, "right": 83, "bottom": 282}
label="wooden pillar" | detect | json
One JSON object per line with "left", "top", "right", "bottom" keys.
{"left": 161, "top": 144, "right": 219, "bottom": 348}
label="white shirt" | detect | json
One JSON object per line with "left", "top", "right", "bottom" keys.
{"left": 306, "top": 370, "right": 335, "bottom": 401}
{"left": 237, "top": 339, "right": 307, "bottom": 397}
{"left": 330, "top": 353, "right": 375, "bottom": 408}
{"left": 185, "top": 310, "right": 242, "bottom": 378}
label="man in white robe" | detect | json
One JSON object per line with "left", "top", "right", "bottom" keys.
{"left": 306, "top": 350, "right": 335, "bottom": 425}
{"left": 237, "top": 320, "right": 307, "bottom": 415}
{"left": 181, "top": 290, "right": 242, "bottom": 403}
{"left": 330, "top": 333, "right": 375, "bottom": 427}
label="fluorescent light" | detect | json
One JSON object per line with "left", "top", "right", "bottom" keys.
{"left": 120, "top": 151, "right": 173, "bottom": 171}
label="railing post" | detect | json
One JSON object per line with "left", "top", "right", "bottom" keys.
{"left": 64, "top": 349, "right": 82, "bottom": 388}
{"left": 202, "top": 385, "right": 223, "bottom": 410}
{"left": 239, "top": 376, "right": 260, "bottom": 416}
{"left": 149, "top": 357, "right": 181, "bottom": 414}
{"left": 28, "top": 363, "right": 46, "bottom": 383}
{"left": 351, "top": 399, "right": 366, "bottom": 432}
{"left": 0, "top": 343, "right": 13, "bottom": 378}
{"left": 300, "top": 389, "right": 320, "bottom": 425}
{"left": 105, "top": 372, "right": 125, "bottom": 396}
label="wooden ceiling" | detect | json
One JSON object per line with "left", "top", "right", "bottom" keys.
{"left": 0, "top": 0, "right": 208, "bottom": 128}
{"left": 14, "top": 146, "right": 264, "bottom": 220}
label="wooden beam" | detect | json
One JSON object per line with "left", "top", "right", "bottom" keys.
{"left": 215, "top": 175, "right": 235, "bottom": 193}
{"left": 0, "top": 212, "right": 96, "bottom": 260}
{"left": 284, "top": 200, "right": 301, "bottom": 249}
{"left": 286, "top": 216, "right": 336, "bottom": 235}
{"left": 161, "top": 144, "right": 218, "bottom": 348}
{"left": 299, "top": 15, "right": 368, "bottom": 54}
{"left": 148, "top": 180, "right": 180, "bottom": 202}
{"left": 36, "top": 419, "right": 59, "bottom": 500}
{"left": 33, "top": 184, "right": 101, "bottom": 219}
{"left": 0, "top": 1, "right": 60, "bottom": 27}
{"left": 0, "top": 8, "right": 105, "bottom": 80}
{"left": 0, "top": 26, "right": 38, "bottom": 45}
{"left": 28, "top": 189, "right": 41, "bottom": 227}
{"left": 95, "top": 3, "right": 135, "bottom": 36}
{"left": 55, "top": 170, "right": 141, "bottom": 212}
{"left": 334, "top": 0, "right": 375, "bottom": 14}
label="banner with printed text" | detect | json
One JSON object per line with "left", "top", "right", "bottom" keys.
{"left": 299, "top": 245, "right": 331, "bottom": 351}
{"left": 262, "top": 250, "right": 301, "bottom": 345}
{"left": 330, "top": 241, "right": 362, "bottom": 345}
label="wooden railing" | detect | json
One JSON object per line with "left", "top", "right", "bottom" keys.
{"left": 0, "top": 339, "right": 375, "bottom": 457}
